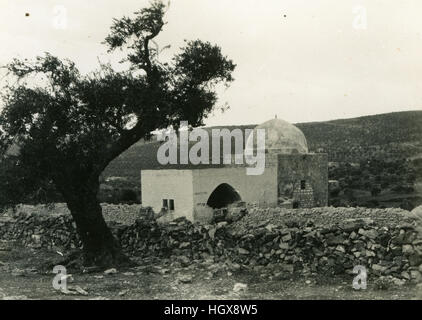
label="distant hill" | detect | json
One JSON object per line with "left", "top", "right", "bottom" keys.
{"left": 102, "top": 110, "right": 422, "bottom": 187}
{"left": 297, "top": 111, "right": 422, "bottom": 162}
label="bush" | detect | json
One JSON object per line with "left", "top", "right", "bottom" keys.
{"left": 97, "top": 188, "right": 139, "bottom": 204}
{"left": 120, "top": 189, "right": 139, "bottom": 203}
{"left": 399, "top": 199, "right": 414, "bottom": 211}
{"left": 329, "top": 198, "right": 347, "bottom": 207}
{"left": 371, "top": 186, "right": 381, "bottom": 197}
{"left": 364, "top": 199, "right": 379, "bottom": 208}
{"left": 329, "top": 188, "right": 341, "bottom": 197}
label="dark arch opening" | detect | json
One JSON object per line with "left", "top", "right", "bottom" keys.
{"left": 207, "top": 183, "right": 241, "bottom": 209}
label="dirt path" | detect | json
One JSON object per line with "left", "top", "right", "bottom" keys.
{"left": 0, "top": 243, "right": 420, "bottom": 300}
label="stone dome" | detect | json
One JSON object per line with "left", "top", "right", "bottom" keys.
{"left": 246, "top": 118, "right": 309, "bottom": 154}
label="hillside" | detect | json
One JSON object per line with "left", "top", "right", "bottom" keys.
{"left": 297, "top": 111, "right": 422, "bottom": 162}
{"left": 103, "top": 110, "right": 422, "bottom": 181}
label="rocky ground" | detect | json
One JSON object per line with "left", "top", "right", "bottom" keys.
{"left": 0, "top": 242, "right": 421, "bottom": 300}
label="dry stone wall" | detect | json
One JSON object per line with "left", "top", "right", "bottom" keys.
{"left": 1, "top": 204, "right": 421, "bottom": 283}
{"left": 2, "top": 203, "right": 142, "bottom": 225}
{"left": 292, "top": 181, "right": 314, "bottom": 208}
{"left": 277, "top": 154, "right": 328, "bottom": 207}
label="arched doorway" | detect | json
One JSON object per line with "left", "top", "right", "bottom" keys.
{"left": 207, "top": 183, "right": 241, "bottom": 209}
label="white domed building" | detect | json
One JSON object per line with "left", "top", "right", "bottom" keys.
{"left": 246, "top": 118, "right": 309, "bottom": 154}
{"left": 141, "top": 117, "right": 328, "bottom": 223}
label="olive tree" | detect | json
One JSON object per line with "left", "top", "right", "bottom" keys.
{"left": 0, "top": 1, "right": 235, "bottom": 267}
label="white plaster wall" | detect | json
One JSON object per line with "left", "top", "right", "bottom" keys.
{"left": 141, "top": 170, "right": 194, "bottom": 221}
{"left": 192, "top": 166, "right": 278, "bottom": 207}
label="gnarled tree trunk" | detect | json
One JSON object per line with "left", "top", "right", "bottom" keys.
{"left": 62, "top": 180, "right": 130, "bottom": 268}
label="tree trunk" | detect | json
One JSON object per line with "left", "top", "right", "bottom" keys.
{"left": 63, "top": 181, "right": 131, "bottom": 268}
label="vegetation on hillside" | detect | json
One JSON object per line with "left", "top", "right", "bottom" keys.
{"left": 328, "top": 157, "right": 421, "bottom": 209}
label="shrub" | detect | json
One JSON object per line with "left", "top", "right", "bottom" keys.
{"left": 120, "top": 189, "right": 139, "bottom": 203}
{"left": 371, "top": 186, "right": 381, "bottom": 197}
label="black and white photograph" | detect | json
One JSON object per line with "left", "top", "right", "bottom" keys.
{"left": 0, "top": 0, "right": 422, "bottom": 307}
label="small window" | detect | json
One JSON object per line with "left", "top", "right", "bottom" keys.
{"left": 169, "top": 199, "right": 175, "bottom": 211}
{"left": 300, "top": 180, "right": 306, "bottom": 190}
{"left": 162, "top": 199, "right": 168, "bottom": 210}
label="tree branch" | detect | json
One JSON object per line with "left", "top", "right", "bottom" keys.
{"left": 96, "top": 119, "right": 151, "bottom": 176}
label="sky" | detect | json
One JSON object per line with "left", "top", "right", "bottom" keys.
{"left": 0, "top": 0, "right": 421, "bottom": 126}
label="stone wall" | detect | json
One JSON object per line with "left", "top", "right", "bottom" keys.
{"left": 1, "top": 205, "right": 421, "bottom": 283}
{"left": 277, "top": 153, "right": 328, "bottom": 207}
{"left": 1, "top": 203, "right": 142, "bottom": 226}
{"left": 292, "top": 180, "right": 314, "bottom": 208}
